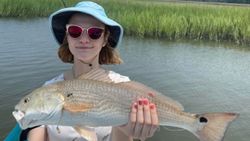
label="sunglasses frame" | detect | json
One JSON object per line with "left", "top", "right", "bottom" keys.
{"left": 66, "top": 24, "right": 105, "bottom": 40}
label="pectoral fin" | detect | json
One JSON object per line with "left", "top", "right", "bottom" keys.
{"left": 74, "top": 126, "right": 97, "bottom": 141}
{"left": 63, "top": 102, "right": 93, "bottom": 112}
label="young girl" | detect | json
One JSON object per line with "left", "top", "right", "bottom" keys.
{"left": 6, "top": 1, "right": 159, "bottom": 141}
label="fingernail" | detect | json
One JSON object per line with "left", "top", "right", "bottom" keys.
{"left": 150, "top": 104, "right": 155, "bottom": 109}
{"left": 143, "top": 99, "right": 148, "bottom": 105}
{"left": 134, "top": 103, "right": 138, "bottom": 109}
{"left": 138, "top": 100, "right": 143, "bottom": 105}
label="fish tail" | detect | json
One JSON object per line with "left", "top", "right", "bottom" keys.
{"left": 193, "top": 113, "right": 239, "bottom": 141}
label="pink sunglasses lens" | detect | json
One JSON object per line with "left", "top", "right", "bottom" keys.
{"left": 88, "top": 28, "right": 104, "bottom": 39}
{"left": 68, "top": 26, "right": 82, "bottom": 38}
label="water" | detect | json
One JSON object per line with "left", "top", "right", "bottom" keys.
{"left": 1, "top": 18, "right": 250, "bottom": 141}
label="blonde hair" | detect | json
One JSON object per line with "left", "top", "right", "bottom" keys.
{"left": 58, "top": 27, "right": 123, "bottom": 64}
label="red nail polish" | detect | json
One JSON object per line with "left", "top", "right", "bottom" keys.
{"left": 138, "top": 100, "right": 143, "bottom": 105}
{"left": 143, "top": 99, "right": 148, "bottom": 105}
{"left": 150, "top": 104, "right": 155, "bottom": 109}
{"left": 134, "top": 103, "right": 138, "bottom": 109}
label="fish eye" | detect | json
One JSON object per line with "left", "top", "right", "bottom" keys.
{"left": 24, "top": 97, "right": 30, "bottom": 103}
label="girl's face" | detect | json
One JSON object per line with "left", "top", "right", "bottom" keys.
{"left": 67, "top": 13, "right": 107, "bottom": 63}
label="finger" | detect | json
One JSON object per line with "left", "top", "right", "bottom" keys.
{"left": 149, "top": 125, "right": 159, "bottom": 137}
{"left": 130, "top": 102, "right": 137, "bottom": 122}
{"left": 134, "top": 99, "right": 144, "bottom": 138}
{"left": 141, "top": 98, "right": 151, "bottom": 138}
{"left": 149, "top": 103, "right": 159, "bottom": 136}
{"left": 117, "top": 102, "right": 138, "bottom": 136}
{"left": 129, "top": 102, "right": 137, "bottom": 134}
{"left": 150, "top": 103, "right": 158, "bottom": 125}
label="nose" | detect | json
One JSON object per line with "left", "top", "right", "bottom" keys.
{"left": 79, "top": 31, "right": 90, "bottom": 44}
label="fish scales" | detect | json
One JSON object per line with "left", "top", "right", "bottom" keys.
{"left": 13, "top": 69, "right": 239, "bottom": 141}
{"left": 57, "top": 79, "right": 195, "bottom": 128}
{"left": 60, "top": 79, "right": 134, "bottom": 125}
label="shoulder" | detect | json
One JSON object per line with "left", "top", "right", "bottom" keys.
{"left": 107, "top": 70, "right": 130, "bottom": 83}
{"left": 43, "top": 73, "right": 64, "bottom": 86}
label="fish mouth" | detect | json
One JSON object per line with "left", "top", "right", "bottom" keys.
{"left": 12, "top": 109, "right": 35, "bottom": 129}
{"left": 12, "top": 110, "right": 29, "bottom": 129}
{"left": 12, "top": 110, "right": 25, "bottom": 121}
{"left": 12, "top": 102, "right": 64, "bottom": 129}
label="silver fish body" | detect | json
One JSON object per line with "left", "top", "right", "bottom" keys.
{"left": 13, "top": 70, "right": 239, "bottom": 141}
{"left": 58, "top": 79, "right": 192, "bottom": 128}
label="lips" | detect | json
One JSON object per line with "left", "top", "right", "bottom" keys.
{"left": 75, "top": 46, "right": 93, "bottom": 49}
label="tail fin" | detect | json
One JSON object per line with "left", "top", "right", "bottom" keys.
{"left": 194, "top": 113, "right": 239, "bottom": 141}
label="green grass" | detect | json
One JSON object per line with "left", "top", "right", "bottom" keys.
{"left": 0, "top": 0, "right": 250, "bottom": 44}
{"left": 104, "top": 1, "right": 250, "bottom": 44}
{"left": 0, "top": 0, "right": 81, "bottom": 17}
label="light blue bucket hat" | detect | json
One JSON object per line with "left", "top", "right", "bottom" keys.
{"left": 49, "top": 1, "right": 123, "bottom": 48}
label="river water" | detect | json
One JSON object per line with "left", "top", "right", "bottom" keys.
{"left": 0, "top": 18, "right": 249, "bottom": 141}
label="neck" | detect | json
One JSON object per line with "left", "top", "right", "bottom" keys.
{"left": 72, "top": 57, "right": 100, "bottom": 78}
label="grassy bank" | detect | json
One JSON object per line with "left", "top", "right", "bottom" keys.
{"left": 0, "top": 0, "right": 250, "bottom": 44}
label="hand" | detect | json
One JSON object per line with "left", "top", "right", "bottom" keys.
{"left": 117, "top": 98, "right": 159, "bottom": 141}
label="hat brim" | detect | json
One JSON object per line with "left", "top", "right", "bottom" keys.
{"left": 49, "top": 7, "right": 123, "bottom": 48}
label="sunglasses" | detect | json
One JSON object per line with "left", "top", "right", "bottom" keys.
{"left": 66, "top": 24, "right": 104, "bottom": 40}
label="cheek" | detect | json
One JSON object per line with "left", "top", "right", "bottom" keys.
{"left": 67, "top": 39, "right": 77, "bottom": 54}
{"left": 68, "top": 45, "right": 76, "bottom": 55}
{"left": 94, "top": 37, "right": 106, "bottom": 50}
{"left": 67, "top": 37, "right": 74, "bottom": 48}
{"left": 94, "top": 42, "right": 104, "bottom": 51}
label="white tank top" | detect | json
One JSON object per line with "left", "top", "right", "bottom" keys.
{"left": 43, "top": 70, "right": 130, "bottom": 141}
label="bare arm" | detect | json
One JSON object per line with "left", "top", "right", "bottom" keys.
{"left": 28, "top": 127, "right": 47, "bottom": 141}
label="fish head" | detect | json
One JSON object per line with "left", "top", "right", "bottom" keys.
{"left": 12, "top": 85, "right": 65, "bottom": 129}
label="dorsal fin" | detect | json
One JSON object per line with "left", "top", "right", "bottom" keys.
{"left": 79, "top": 69, "right": 184, "bottom": 110}
{"left": 78, "top": 68, "right": 113, "bottom": 83}
{"left": 118, "top": 81, "right": 184, "bottom": 111}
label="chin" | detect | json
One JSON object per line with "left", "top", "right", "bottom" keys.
{"left": 77, "top": 55, "right": 97, "bottom": 63}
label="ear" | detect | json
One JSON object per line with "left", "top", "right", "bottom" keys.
{"left": 102, "top": 30, "right": 110, "bottom": 47}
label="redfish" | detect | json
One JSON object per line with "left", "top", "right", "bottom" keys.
{"left": 13, "top": 69, "right": 238, "bottom": 141}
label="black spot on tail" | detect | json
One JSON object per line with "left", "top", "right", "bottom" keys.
{"left": 199, "top": 117, "right": 208, "bottom": 123}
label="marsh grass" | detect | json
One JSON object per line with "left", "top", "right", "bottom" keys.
{"left": 0, "top": 0, "right": 81, "bottom": 17}
{"left": 0, "top": 0, "right": 249, "bottom": 44}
